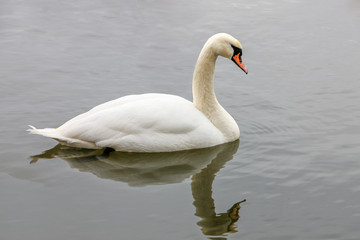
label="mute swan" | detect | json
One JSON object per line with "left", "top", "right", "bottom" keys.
{"left": 28, "top": 33, "right": 248, "bottom": 152}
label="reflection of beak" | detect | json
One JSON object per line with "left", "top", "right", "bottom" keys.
{"left": 228, "top": 199, "right": 246, "bottom": 221}
{"left": 232, "top": 53, "right": 248, "bottom": 74}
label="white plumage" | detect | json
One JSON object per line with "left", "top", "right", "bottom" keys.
{"left": 28, "top": 33, "right": 248, "bottom": 152}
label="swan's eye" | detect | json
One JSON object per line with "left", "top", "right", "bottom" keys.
{"left": 231, "top": 45, "right": 242, "bottom": 57}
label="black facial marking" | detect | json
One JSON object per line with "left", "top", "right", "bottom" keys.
{"left": 231, "top": 45, "right": 242, "bottom": 57}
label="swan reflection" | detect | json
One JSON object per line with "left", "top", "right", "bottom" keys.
{"left": 31, "top": 140, "right": 245, "bottom": 238}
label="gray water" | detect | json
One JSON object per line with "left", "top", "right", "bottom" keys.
{"left": 1, "top": 0, "right": 360, "bottom": 239}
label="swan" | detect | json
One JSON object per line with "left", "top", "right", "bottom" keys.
{"left": 28, "top": 33, "right": 248, "bottom": 152}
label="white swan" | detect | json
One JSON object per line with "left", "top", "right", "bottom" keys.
{"left": 28, "top": 33, "right": 248, "bottom": 152}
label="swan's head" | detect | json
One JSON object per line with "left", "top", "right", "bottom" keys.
{"left": 208, "top": 33, "right": 248, "bottom": 74}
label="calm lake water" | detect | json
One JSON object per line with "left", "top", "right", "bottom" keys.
{"left": 1, "top": 0, "right": 360, "bottom": 239}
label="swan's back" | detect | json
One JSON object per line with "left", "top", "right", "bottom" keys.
{"left": 56, "top": 94, "right": 224, "bottom": 152}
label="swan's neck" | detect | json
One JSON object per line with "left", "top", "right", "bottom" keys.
{"left": 192, "top": 45, "right": 239, "bottom": 141}
{"left": 192, "top": 46, "right": 218, "bottom": 110}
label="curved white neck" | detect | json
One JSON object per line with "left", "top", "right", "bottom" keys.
{"left": 192, "top": 44, "right": 240, "bottom": 141}
{"left": 192, "top": 46, "right": 218, "bottom": 112}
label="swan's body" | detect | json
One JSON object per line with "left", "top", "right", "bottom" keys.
{"left": 28, "top": 33, "right": 248, "bottom": 152}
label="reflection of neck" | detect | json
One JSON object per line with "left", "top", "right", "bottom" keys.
{"left": 192, "top": 162, "right": 217, "bottom": 219}
{"left": 191, "top": 140, "right": 241, "bottom": 236}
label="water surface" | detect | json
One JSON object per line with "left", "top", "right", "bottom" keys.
{"left": 1, "top": 0, "right": 360, "bottom": 239}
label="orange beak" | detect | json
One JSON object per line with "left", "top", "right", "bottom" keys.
{"left": 232, "top": 53, "right": 248, "bottom": 74}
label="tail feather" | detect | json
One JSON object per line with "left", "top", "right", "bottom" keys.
{"left": 27, "top": 125, "right": 64, "bottom": 139}
{"left": 27, "top": 125, "right": 101, "bottom": 149}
